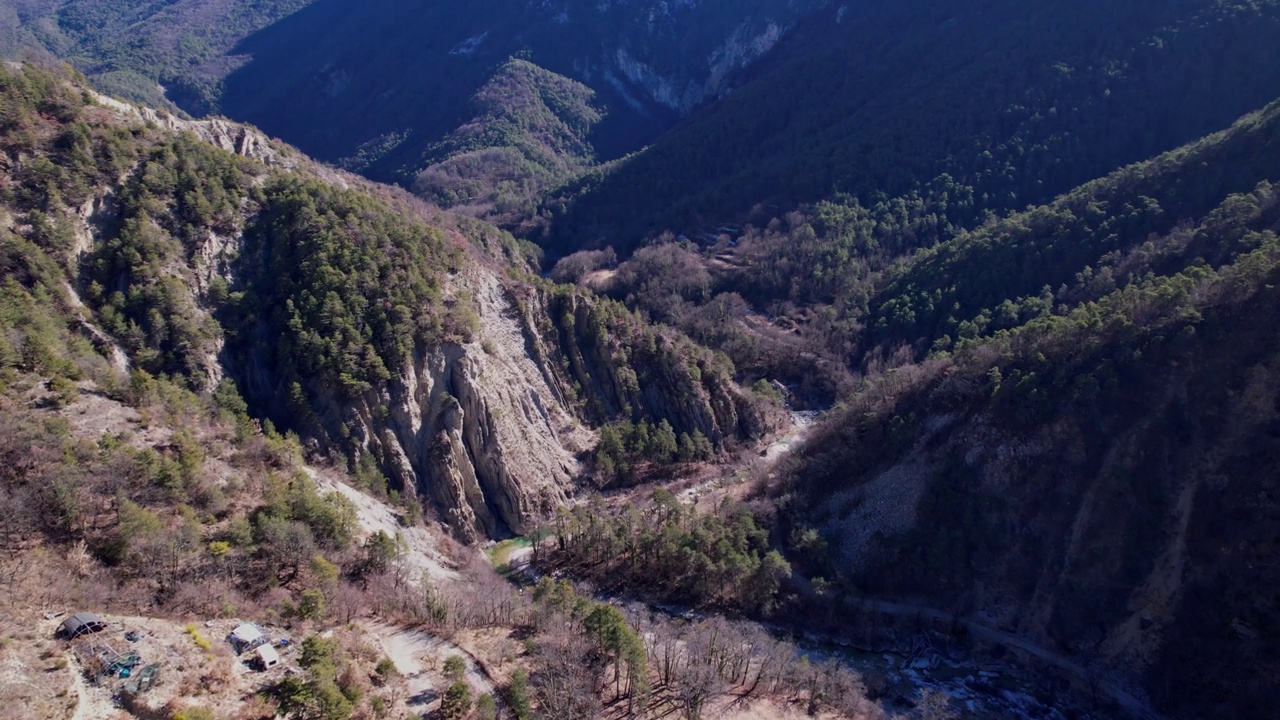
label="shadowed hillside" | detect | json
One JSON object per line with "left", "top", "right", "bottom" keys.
{"left": 217, "top": 0, "right": 823, "bottom": 178}
{"left": 412, "top": 59, "right": 604, "bottom": 225}
{"left": 545, "top": 0, "right": 1280, "bottom": 257}
{"left": 778, "top": 97, "right": 1280, "bottom": 720}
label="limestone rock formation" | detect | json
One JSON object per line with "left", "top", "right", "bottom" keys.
{"left": 45, "top": 77, "right": 773, "bottom": 543}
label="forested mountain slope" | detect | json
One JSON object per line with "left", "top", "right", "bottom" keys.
{"left": 0, "top": 64, "right": 847, "bottom": 720}
{"left": 0, "top": 0, "right": 312, "bottom": 113}
{"left": 0, "top": 63, "right": 775, "bottom": 541}
{"left": 546, "top": 0, "right": 1280, "bottom": 256}
{"left": 779, "top": 97, "right": 1280, "bottom": 720}
{"left": 216, "top": 0, "right": 825, "bottom": 178}
{"left": 3, "top": 0, "right": 827, "bottom": 180}
{"left": 411, "top": 59, "right": 604, "bottom": 225}
{"left": 6, "top": 2, "right": 1280, "bottom": 717}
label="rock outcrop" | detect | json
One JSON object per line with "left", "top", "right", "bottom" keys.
{"left": 528, "top": 287, "right": 772, "bottom": 445}
{"left": 335, "top": 271, "right": 596, "bottom": 540}
{"left": 42, "top": 74, "right": 773, "bottom": 543}
{"left": 92, "top": 93, "right": 288, "bottom": 167}
{"left": 301, "top": 272, "right": 773, "bottom": 541}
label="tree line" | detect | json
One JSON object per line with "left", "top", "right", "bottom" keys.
{"left": 541, "top": 489, "right": 792, "bottom": 614}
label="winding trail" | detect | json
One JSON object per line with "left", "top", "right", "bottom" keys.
{"left": 679, "top": 410, "right": 818, "bottom": 507}
{"left": 847, "top": 598, "right": 1166, "bottom": 720}
{"left": 65, "top": 653, "right": 115, "bottom": 720}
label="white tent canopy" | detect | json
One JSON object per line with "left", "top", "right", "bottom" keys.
{"left": 230, "top": 623, "right": 264, "bottom": 644}
{"left": 229, "top": 623, "right": 267, "bottom": 653}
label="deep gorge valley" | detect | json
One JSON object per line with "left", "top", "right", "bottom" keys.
{"left": 1, "top": 2, "right": 1278, "bottom": 719}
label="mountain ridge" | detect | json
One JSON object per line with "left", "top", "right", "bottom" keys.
{"left": 778, "top": 94, "right": 1280, "bottom": 720}
{"left": 544, "top": 0, "right": 1280, "bottom": 257}
{"left": 4, "top": 4, "right": 1280, "bottom": 719}
{"left": 0, "top": 62, "right": 777, "bottom": 541}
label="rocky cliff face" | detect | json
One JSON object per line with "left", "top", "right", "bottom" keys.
{"left": 529, "top": 287, "right": 772, "bottom": 445}
{"left": 40, "top": 82, "right": 770, "bottom": 543}
{"left": 91, "top": 93, "right": 290, "bottom": 168}
{"left": 304, "top": 273, "right": 774, "bottom": 541}
{"left": 213, "top": 0, "right": 828, "bottom": 176}
{"left": 603, "top": 15, "right": 788, "bottom": 114}
{"left": 311, "top": 271, "right": 597, "bottom": 541}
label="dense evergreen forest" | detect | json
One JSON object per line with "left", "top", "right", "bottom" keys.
{"left": 544, "top": 0, "right": 1280, "bottom": 257}
{"left": 412, "top": 59, "right": 603, "bottom": 225}
{"left": 0, "top": 62, "right": 468, "bottom": 420}
{"left": 5, "top": 1, "right": 1280, "bottom": 718}
{"left": 0, "top": 0, "right": 312, "bottom": 112}
{"left": 771, "top": 98, "right": 1280, "bottom": 720}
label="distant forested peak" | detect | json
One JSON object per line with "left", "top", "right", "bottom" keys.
{"left": 411, "top": 58, "right": 604, "bottom": 224}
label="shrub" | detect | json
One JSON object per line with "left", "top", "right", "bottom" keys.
{"left": 47, "top": 375, "right": 78, "bottom": 406}
{"left": 373, "top": 657, "right": 398, "bottom": 682}
{"left": 506, "top": 667, "right": 531, "bottom": 720}
{"left": 296, "top": 589, "right": 325, "bottom": 620}
{"left": 184, "top": 625, "right": 212, "bottom": 653}
{"left": 440, "top": 680, "right": 472, "bottom": 720}
{"left": 442, "top": 654, "right": 466, "bottom": 682}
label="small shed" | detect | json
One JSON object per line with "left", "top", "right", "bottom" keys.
{"left": 229, "top": 623, "right": 267, "bottom": 654}
{"left": 60, "top": 612, "right": 107, "bottom": 640}
{"left": 256, "top": 644, "right": 280, "bottom": 670}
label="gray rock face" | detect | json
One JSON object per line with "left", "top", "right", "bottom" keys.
{"left": 92, "top": 93, "right": 288, "bottom": 166}
{"left": 528, "top": 287, "right": 773, "bottom": 446}
{"left": 315, "top": 271, "right": 772, "bottom": 541}
{"left": 431, "top": 0, "right": 823, "bottom": 116}
{"left": 73, "top": 92, "right": 772, "bottom": 542}
{"left": 310, "top": 271, "right": 593, "bottom": 541}
{"left": 609, "top": 16, "right": 789, "bottom": 114}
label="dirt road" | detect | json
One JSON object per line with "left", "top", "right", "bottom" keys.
{"left": 849, "top": 598, "right": 1166, "bottom": 720}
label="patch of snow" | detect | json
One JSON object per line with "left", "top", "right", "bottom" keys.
{"left": 602, "top": 68, "right": 649, "bottom": 113}
{"left": 449, "top": 31, "right": 491, "bottom": 57}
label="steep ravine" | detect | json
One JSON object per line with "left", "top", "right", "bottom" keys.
{"left": 212, "top": 0, "right": 831, "bottom": 175}
{"left": 334, "top": 270, "right": 595, "bottom": 541}
{"left": 304, "top": 271, "right": 774, "bottom": 540}
{"left": 58, "top": 89, "right": 773, "bottom": 543}
{"left": 800, "top": 326, "right": 1280, "bottom": 719}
